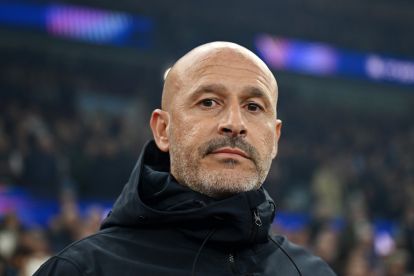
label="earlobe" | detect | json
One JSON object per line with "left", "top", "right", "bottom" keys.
{"left": 150, "top": 109, "right": 170, "bottom": 152}
{"left": 271, "top": 119, "right": 282, "bottom": 159}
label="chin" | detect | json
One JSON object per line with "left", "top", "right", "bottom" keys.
{"left": 196, "top": 170, "right": 261, "bottom": 197}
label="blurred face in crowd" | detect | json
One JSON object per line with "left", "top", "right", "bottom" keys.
{"left": 151, "top": 42, "right": 282, "bottom": 198}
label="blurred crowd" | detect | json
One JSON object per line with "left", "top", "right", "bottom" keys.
{"left": 0, "top": 97, "right": 144, "bottom": 199}
{"left": 1, "top": 60, "right": 414, "bottom": 275}
{"left": 0, "top": 193, "right": 103, "bottom": 275}
{"left": 269, "top": 100, "right": 414, "bottom": 275}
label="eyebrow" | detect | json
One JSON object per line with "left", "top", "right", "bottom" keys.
{"left": 188, "top": 84, "right": 227, "bottom": 102}
{"left": 241, "top": 86, "right": 270, "bottom": 102}
{"left": 191, "top": 84, "right": 226, "bottom": 95}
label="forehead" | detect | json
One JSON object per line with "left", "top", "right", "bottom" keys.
{"left": 181, "top": 50, "right": 276, "bottom": 98}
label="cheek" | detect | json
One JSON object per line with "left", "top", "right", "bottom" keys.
{"left": 257, "top": 124, "right": 277, "bottom": 155}
{"left": 169, "top": 115, "right": 212, "bottom": 148}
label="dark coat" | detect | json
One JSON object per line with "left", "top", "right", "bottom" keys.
{"left": 34, "top": 141, "right": 336, "bottom": 276}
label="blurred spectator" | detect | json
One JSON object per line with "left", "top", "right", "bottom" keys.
{"left": 384, "top": 250, "right": 408, "bottom": 276}
{"left": 311, "top": 160, "right": 345, "bottom": 220}
{"left": 48, "top": 192, "right": 83, "bottom": 252}
{"left": 79, "top": 206, "right": 104, "bottom": 238}
{"left": 22, "top": 133, "right": 60, "bottom": 198}
{"left": 313, "top": 226, "right": 340, "bottom": 271}
{"left": 344, "top": 249, "right": 374, "bottom": 276}
{"left": 18, "top": 229, "right": 51, "bottom": 276}
{"left": 0, "top": 212, "right": 22, "bottom": 275}
{"left": 401, "top": 205, "right": 414, "bottom": 273}
{"left": 0, "top": 213, "right": 20, "bottom": 260}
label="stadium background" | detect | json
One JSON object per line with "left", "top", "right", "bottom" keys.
{"left": 0, "top": 1, "right": 414, "bottom": 275}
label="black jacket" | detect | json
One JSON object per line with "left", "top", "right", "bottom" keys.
{"left": 34, "top": 141, "right": 336, "bottom": 276}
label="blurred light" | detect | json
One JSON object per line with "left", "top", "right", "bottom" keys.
{"left": 374, "top": 232, "right": 395, "bottom": 256}
{"left": 256, "top": 34, "right": 414, "bottom": 86}
{"left": 366, "top": 55, "right": 414, "bottom": 83}
{"left": 274, "top": 212, "right": 310, "bottom": 232}
{"left": 256, "top": 36, "right": 337, "bottom": 75}
{"left": 46, "top": 5, "right": 134, "bottom": 45}
{"left": 0, "top": 3, "right": 46, "bottom": 28}
{"left": 0, "top": 2, "right": 153, "bottom": 47}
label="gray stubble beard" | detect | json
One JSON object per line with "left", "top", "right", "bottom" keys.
{"left": 169, "top": 137, "right": 272, "bottom": 198}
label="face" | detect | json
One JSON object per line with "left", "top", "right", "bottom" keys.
{"left": 152, "top": 48, "right": 281, "bottom": 198}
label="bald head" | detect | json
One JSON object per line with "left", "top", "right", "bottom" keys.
{"left": 150, "top": 41, "right": 282, "bottom": 198}
{"left": 162, "top": 42, "right": 278, "bottom": 112}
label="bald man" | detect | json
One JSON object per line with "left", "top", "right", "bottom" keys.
{"left": 34, "top": 42, "right": 335, "bottom": 276}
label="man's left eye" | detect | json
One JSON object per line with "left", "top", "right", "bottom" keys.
{"left": 246, "top": 103, "right": 262, "bottom": 112}
{"left": 200, "top": 99, "right": 216, "bottom": 107}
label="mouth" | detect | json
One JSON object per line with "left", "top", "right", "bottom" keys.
{"left": 211, "top": 147, "right": 250, "bottom": 159}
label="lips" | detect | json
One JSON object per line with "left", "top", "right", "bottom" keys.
{"left": 211, "top": 147, "right": 250, "bottom": 159}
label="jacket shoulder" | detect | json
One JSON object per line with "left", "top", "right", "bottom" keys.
{"left": 274, "top": 235, "right": 337, "bottom": 276}
{"left": 33, "top": 256, "right": 83, "bottom": 276}
{"left": 34, "top": 228, "right": 117, "bottom": 275}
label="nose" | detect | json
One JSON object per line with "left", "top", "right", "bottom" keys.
{"left": 218, "top": 104, "right": 247, "bottom": 137}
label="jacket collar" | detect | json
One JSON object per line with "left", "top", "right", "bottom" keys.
{"left": 102, "top": 140, "right": 276, "bottom": 246}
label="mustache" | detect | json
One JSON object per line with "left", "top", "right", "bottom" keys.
{"left": 199, "top": 137, "right": 260, "bottom": 165}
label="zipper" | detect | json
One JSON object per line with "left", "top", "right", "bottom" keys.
{"left": 249, "top": 209, "right": 262, "bottom": 243}
{"left": 253, "top": 209, "right": 263, "bottom": 227}
{"left": 227, "top": 211, "right": 262, "bottom": 274}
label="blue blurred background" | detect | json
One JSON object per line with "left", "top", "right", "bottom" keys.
{"left": 0, "top": 1, "right": 413, "bottom": 275}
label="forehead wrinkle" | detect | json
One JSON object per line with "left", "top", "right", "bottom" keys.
{"left": 189, "top": 70, "right": 275, "bottom": 101}
{"left": 189, "top": 59, "right": 277, "bottom": 99}
{"left": 193, "top": 83, "right": 227, "bottom": 93}
{"left": 242, "top": 86, "right": 269, "bottom": 99}
{"left": 193, "top": 63, "right": 270, "bottom": 79}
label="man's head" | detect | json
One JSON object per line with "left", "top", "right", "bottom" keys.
{"left": 150, "top": 41, "right": 282, "bottom": 198}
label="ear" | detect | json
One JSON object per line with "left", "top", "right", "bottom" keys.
{"left": 271, "top": 119, "right": 282, "bottom": 159}
{"left": 150, "top": 109, "right": 170, "bottom": 152}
